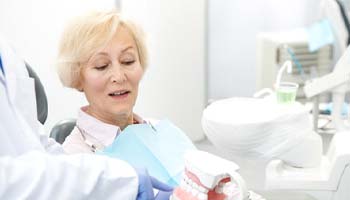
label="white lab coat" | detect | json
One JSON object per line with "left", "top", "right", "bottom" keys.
{"left": 0, "top": 37, "right": 138, "bottom": 199}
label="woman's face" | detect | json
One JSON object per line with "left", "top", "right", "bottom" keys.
{"left": 80, "top": 26, "right": 144, "bottom": 123}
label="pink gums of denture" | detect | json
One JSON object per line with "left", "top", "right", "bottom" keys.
{"left": 172, "top": 169, "right": 231, "bottom": 200}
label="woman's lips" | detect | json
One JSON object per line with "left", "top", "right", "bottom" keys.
{"left": 108, "top": 91, "right": 130, "bottom": 100}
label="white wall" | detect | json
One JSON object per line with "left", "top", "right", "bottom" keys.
{"left": 0, "top": 0, "right": 117, "bottom": 133}
{"left": 121, "top": 0, "right": 206, "bottom": 141}
{"left": 208, "top": 0, "right": 321, "bottom": 99}
{"left": 0, "top": 0, "right": 206, "bottom": 141}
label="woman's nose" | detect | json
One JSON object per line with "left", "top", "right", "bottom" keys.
{"left": 110, "top": 64, "right": 126, "bottom": 84}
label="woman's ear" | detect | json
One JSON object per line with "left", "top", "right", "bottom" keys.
{"left": 78, "top": 84, "right": 84, "bottom": 92}
{"left": 76, "top": 81, "right": 84, "bottom": 92}
{"left": 76, "top": 86, "right": 84, "bottom": 92}
{"left": 77, "top": 65, "right": 86, "bottom": 92}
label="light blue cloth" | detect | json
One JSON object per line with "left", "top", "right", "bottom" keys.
{"left": 307, "top": 19, "right": 335, "bottom": 52}
{"left": 99, "top": 119, "right": 196, "bottom": 186}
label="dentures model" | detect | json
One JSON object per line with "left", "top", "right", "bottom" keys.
{"left": 171, "top": 150, "right": 248, "bottom": 200}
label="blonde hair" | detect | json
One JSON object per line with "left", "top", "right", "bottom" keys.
{"left": 56, "top": 10, "right": 148, "bottom": 89}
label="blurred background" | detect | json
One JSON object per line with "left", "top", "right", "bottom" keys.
{"left": 0, "top": 0, "right": 346, "bottom": 142}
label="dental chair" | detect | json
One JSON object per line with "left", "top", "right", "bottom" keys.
{"left": 50, "top": 119, "right": 76, "bottom": 144}
{"left": 26, "top": 62, "right": 75, "bottom": 144}
{"left": 202, "top": 97, "right": 350, "bottom": 200}
{"left": 26, "top": 62, "right": 48, "bottom": 125}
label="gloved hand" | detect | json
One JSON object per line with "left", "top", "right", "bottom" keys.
{"left": 135, "top": 167, "right": 173, "bottom": 200}
{"left": 155, "top": 190, "right": 173, "bottom": 200}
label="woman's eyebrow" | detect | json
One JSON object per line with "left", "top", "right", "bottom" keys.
{"left": 121, "top": 46, "right": 134, "bottom": 53}
{"left": 94, "top": 52, "right": 109, "bottom": 57}
{"left": 92, "top": 46, "right": 134, "bottom": 59}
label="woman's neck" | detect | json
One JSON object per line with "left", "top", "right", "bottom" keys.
{"left": 115, "top": 114, "right": 133, "bottom": 130}
{"left": 85, "top": 106, "right": 133, "bottom": 130}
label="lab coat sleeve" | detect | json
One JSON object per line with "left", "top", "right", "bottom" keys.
{"left": 0, "top": 151, "right": 138, "bottom": 200}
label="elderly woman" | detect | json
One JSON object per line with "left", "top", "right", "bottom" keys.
{"left": 57, "top": 10, "right": 150, "bottom": 154}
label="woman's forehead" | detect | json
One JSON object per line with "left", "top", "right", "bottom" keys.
{"left": 97, "top": 28, "right": 137, "bottom": 54}
{"left": 111, "top": 26, "right": 137, "bottom": 48}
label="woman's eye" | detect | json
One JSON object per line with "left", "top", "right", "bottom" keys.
{"left": 122, "top": 60, "right": 135, "bottom": 65}
{"left": 95, "top": 64, "right": 108, "bottom": 70}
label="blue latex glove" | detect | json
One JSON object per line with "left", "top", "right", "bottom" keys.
{"left": 135, "top": 167, "right": 173, "bottom": 200}
{"left": 155, "top": 191, "right": 173, "bottom": 200}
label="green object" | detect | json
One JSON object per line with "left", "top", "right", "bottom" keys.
{"left": 276, "top": 82, "right": 298, "bottom": 104}
{"left": 276, "top": 90, "right": 297, "bottom": 103}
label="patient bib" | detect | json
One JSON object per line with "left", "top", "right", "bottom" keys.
{"left": 99, "top": 119, "right": 196, "bottom": 186}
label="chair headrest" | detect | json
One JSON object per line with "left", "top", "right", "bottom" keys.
{"left": 25, "top": 63, "right": 48, "bottom": 124}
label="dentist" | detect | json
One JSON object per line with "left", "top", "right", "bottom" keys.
{"left": 0, "top": 35, "right": 172, "bottom": 199}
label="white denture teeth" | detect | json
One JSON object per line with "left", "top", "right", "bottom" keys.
{"left": 185, "top": 183, "right": 192, "bottom": 192}
{"left": 198, "top": 185, "right": 208, "bottom": 193}
{"left": 197, "top": 192, "right": 208, "bottom": 200}
{"left": 192, "top": 182, "right": 199, "bottom": 190}
{"left": 184, "top": 175, "right": 190, "bottom": 182}
{"left": 181, "top": 179, "right": 186, "bottom": 187}
{"left": 191, "top": 188, "right": 199, "bottom": 196}
{"left": 188, "top": 179, "right": 194, "bottom": 187}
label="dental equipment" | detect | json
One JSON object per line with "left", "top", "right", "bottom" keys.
{"left": 201, "top": 61, "right": 324, "bottom": 199}
{"left": 274, "top": 60, "right": 299, "bottom": 104}
{"left": 171, "top": 150, "right": 265, "bottom": 200}
{"left": 285, "top": 46, "right": 307, "bottom": 81}
{"left": 202, "top": 43, "right": 350, "bottom": 200}
{"left": 202, "top": 96, "right": 350, "bottom": 200}
{"left": 275, "top": 60, "right": 292, "bottom": 88}
{"left": 202, "top": 97, "right": 322, "bottom": 168}
{"left": 200, "top": 2, "right": 350, "bottom": 199}
{"left": 256, "top": 28, "right": 333, "bottom": 102}
{"left": 254, "top": 60, "right": 299, "bottom": 104}
{"left": 304, "top": 45, "right": 350, "bottom": 131}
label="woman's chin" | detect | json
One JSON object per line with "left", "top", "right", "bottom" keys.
{"left": 110, "top": 108, "right": 132, "bottom": 117}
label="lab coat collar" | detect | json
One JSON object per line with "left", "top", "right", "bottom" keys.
{"left": 0, "top": 42, "right": 6, "bottom": 84}
{"left": 0, "top": 68, "right": 4, "bottom": 85}
{"left": 0, "top": 36, "right": 29, "bottom": 104}
{"left": 76, "top": 106, "right": 146, "bottom": 147}
{"left": 0, "top": 40, "right": 39, "bottom": 134}
{"left": 0, "top": 36, "right": 43, "bottom": 153}
{"left": 0, "top": 52, "right": 4, "bottom": 76}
